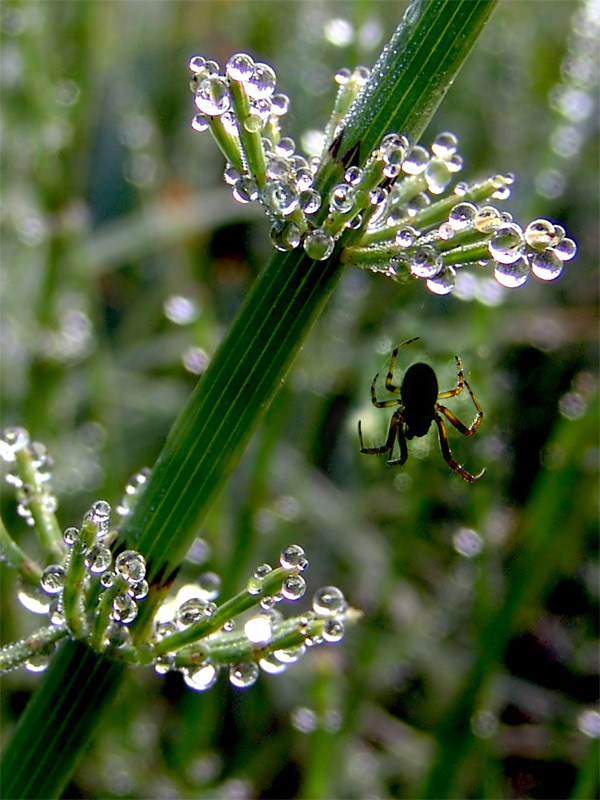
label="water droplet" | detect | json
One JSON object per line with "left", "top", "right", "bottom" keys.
{"left": 452, "top": 527, "right": 483, "bottom": 557}
{"left": 299, "top": 189, "right": 321, "bottom": 215}
{"left": 188, "top": 55, "right": 207, "bottom": 74}
{"left": 431, "top": 131, "right": 458, "bottom": 158}
{"left": 242, "top": 112, "right": 263, "bottom": 133}
{"left": 282, "top": 574, "right": 306, "bottom": 600}
{"left": 313, "top": 586, "right": 346, "bottom": 618}
{"left": 270, "top": 220, "right": 302, "bottom": 251}
{"left": 191, "top": 113, "right": 210, "bottom": 133}
{"left": 553, "top": 237, "right": 576, "bottom": 261}
{"left": 426, "top": 264, "right": 456, "bottom": 295}
{"left": 335, "top": 67, "right": 352, "bottom": 85}
{"left": 254, "top": 563, "right": 273, "bottom": 579}
{"left": 279, "top": 544, "right": 306, "bottom": 569}
{"left": 223, "top": 164, "right": 241, "bottom": 186}
{"left": 128, "top": 579, "right": 149, "bottom": 601}
{"left": 262, "top": 179, "right": 300, "bottom": 217}
{"left": 85, "top": 544, "right": 112, "bottom": 574}
{"left": 232, "top": 176, "right": 259, "bottom": 204}
{"left": 18, "top": 584, "right": 50, "bottom": 614}
{"left": 154, "top": 655, "right": 174, "bottom": 675}
{"left": 226, "top": 53, "right": 255, "bottom": 82}
{"left": 448, "top": 202, "right": 477, "bottom": 231}
{"left": 25, "top": 652, "right": 51, "bottom": 673}
{"left": 275, "top": 137, "right": 295, "bottom": 158}
{"left": 524, "top": 218, "right": 557, "bottom": 249}
{"left": 329, "top": 183, "right": 355, "bottom": 214}
{"left": 474, "top": 206, "right": 502, "bottom": 234}
{"left": 176, "top": 598, "right": 207, "bottom": 628}
{"left": 402, "top": 145, "right": 429, "bottom": 175}
{"left": 63, "top": 526, "right": 79, "bottom": 545}
{"left": 530, "top": 249, "right": 564, "bottom": 281}
{"left": 184, "top": 663, "right": 218, "bottom": 691}
{"left": 395, "top": 226, "right": 419, "bottom": 248}
{"left": 115, "top": 550, "right": 146, "bottom": 585}
{"left": 87, "top": 499, "right": 111, "bottom": 527}
{"left": 344, "top": 166, "right": 363, "bottom": 185}
{"left": 246, "top": 62, "right": 276, "bottom": 99}
{"left": 111, "top": 593, "right": 138, "bottom": 624}
{"left": 247, "top": 576, "right": 263, "bottom": 596}
{"left": 40, "top": 564, "right": 66, "bottom": 595}
{"left": 425, "top": 159, "right": 452, "bottom": 194}
{"left": 380, "top": 132, "right": 409, "bottom": 167}
{"left": 409, "top": 245, "right": 443, "bottom": 279}
{"left": 195, "top": 75, "right": 231, "bottom": 116}
{"left": 493, "top": 258, "right": 529, "bottom": 289}
{"left": 271, "top": 93, "right": 290, "bottom": 116}
{"left": 369, "top": 187, "right": 387, "bottom": 207}
{"left": 295, "top": 168, "right": 314, "bottom": 193}
{"left": 244, "top": 615, "right": 273, "bottom": 645}
{"left": 229, "top": 661, "right": 259, "bottom": 688}
{"left": 100, "top": 570, "right": 116, "bottom": 588}
{"left": 488, "top": 224, "right": 525, "bottom": 265}
{"left": 322, "top": 618, "right": 345, "bottom": 642}
{"left": 0, "top": 427, "right": 29, "bottom": 462}
{"left": 266, "top": 155, "right": 292, "bottom": 181}
{"left": 274, "top": 643, "right": 306, "bottom": 664}
{"left": 303, "top": 229, "right": 335, "bottom": 261}
{"left": 104, "top": 622, "right": 132, "bottom": 649}
{"left": 259, "top": 653, "right": 287, "bottom": 674}
{"left": 49, "top": 599, "right": 64, "bottom": 626}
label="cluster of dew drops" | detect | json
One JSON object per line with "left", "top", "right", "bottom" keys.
{"left": 1, "top": 428, "right": 348, "bottom": 690}
{"left": 188, "top": 53, "right": 577, "bottom": 294}
{"left": 159, "top": 545, "right": 349, "bottom": 693}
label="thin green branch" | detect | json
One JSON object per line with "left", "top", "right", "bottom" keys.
{"left": 0, "top": 517, "right": 43, "bottom": 587}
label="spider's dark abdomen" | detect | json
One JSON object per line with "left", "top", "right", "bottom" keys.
{"left": 401, "top": 362, "right": 438, "bottom": 438}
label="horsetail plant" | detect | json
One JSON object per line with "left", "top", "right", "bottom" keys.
{"left": 0, "top": 1, "right": 579, "bottom": 797}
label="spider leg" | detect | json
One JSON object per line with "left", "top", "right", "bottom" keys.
{"left": 387, "top": 420, "right": 408, "bottom": 466}
{"left": 437, "top": 355, "right": 464, "bottom": 399}
{"left": 359, "top": 409, "right": 402, "bottom": 457}
{"left": 437, "top": 377, "right": 483, "bottom": 435}
{"left": 434, "top": 414, "right": 486, "bottom": 483}
{"left": 370, "top": 373, "right": 402, "bottom": 408}
{"left": 385, "top": 337, "right": 420, "bottom": 392}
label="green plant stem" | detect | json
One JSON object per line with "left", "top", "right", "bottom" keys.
{"left": 1, "top": 3, "right": 498, "bottom": 796}
{"left": 1, "top": 640, "right": 125, "bottom": 800}
{"left": 0, "top": 517, "right": 42, "bottom": 587}
{"left": 153, "top": 566, "right": 295, "bottom": 656}
{"left": 15, "top": 448, "right": 64, "bottom": 562}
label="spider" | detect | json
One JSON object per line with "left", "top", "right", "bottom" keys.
{"left": 358, "top": 338, "right": 486, "bottom": 482}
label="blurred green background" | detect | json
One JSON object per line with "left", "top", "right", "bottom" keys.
{"left": 1, "top": 1, "right": 598, "bottom": 798}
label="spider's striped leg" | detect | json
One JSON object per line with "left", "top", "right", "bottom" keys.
{"left": 359, "top": 409, "right": 401, "bottom": 457}
{"left": 387, "top": 419, "right": 408, "bottom": 466}
{"left": 437, "top": 355, "right": 465, "bottom": 399}
{"left": 434, "top": 414, "right": 485, "bottom": 482}
{"left": 437, "top": 378, "right": 483, "bottom": 435}
{"left": 385, "top": 337, "right": 419, "bottom": 392}
{"left": 370, "top": 373, "right": 402, "bottom": 408}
